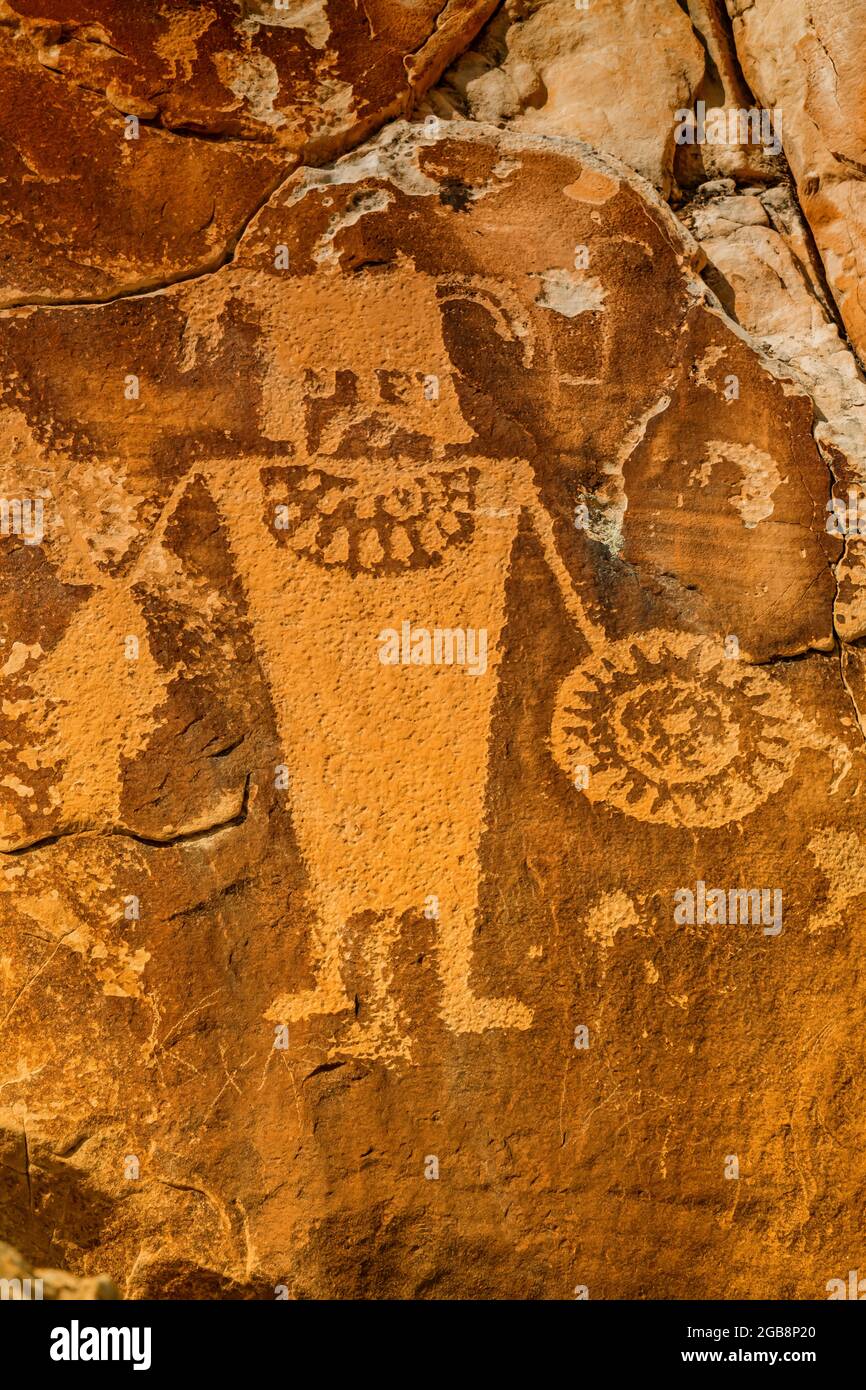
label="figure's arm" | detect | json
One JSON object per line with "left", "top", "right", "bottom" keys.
{"left": 515, "top": 462, "right": 605, "bottom": 651}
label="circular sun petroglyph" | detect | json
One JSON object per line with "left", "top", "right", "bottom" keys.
{"left": 551, "top": 629, "right": 847, "bottom": 829}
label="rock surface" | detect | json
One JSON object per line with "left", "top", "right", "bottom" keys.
{"left": 429, "top": 0, "right": 704, "bottom": 196}
{"left": 0, "top": 1238, "right": 118, "bottom": 1297}
{"left": 0, "top": 0, "right": 497, "bottom": 303}
{"left": 1, "top": 1, "right": 865, "bottom": 1301}
{"left": 725, "top": 0, "right": 866, "bottom": 363}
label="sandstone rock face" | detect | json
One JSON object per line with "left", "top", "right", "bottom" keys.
{"left": 681, "top": 179, "right": 866, "bottom": 641}
{"left": 430, "top": 0, "right": 705, "bottom": 195}
{"left": 725, "top": 0, "right": 866, "bottom": 362}
{"left": 3, "top": 0, "right": 497, "bottom": 145}
{"left": 1, "top": 3, "right": 865, "bottom": 1301}
{"left": 0, "top": 0, "right": 496, "bottom": 303}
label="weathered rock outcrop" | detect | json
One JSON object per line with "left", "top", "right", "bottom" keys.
{"left": 724, "top": 0, "right": 866, "bottom": 363}
{"left": 0, "top": 0, "right": 497, "bottom": 303}
{"left": 429, "top": 0, "right": 704, "bottom": 196}
{"left": 1, "top": 1, "right": 865, "bottom": 1301}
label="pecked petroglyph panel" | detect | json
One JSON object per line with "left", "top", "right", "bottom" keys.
{"left": 0, "top": 120, "right": 863, "bottom": 1298}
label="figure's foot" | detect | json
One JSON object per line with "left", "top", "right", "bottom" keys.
{"left": 265, "top": 979, "right": 412, "bottom": 1062}
{"left": 335, "top": 1015, "right": 412, "bottom": 1064}
{"left": 266, "top": 981, "right": 351, "bottom": 1023}
{"left": 440, "top": 989, "right": 533, "bottom": 1035}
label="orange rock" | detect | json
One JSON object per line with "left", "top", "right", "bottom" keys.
{"left": 725, "top": 0, "right": 866, "bottom": 362}
{"left": 0, "top": 12, "right": 865, "bottom": 1303}
{"left": 0, "top": 0, "right": 497, "bottom": 303}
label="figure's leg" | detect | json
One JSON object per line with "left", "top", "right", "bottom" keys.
{"left": 435, "top": 882, "right": 533, "bottom": 1035}
{"left": 265, "top": 905, "right": 413, "bottom": 1060}
{"left": 338, "top": 913, "right": 413, "bottom": 1063}
{"left": 265, "top": 901, "right": 351, "bottom": 1023}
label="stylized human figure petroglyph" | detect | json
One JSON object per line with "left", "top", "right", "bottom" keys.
{"left": 0, "top": 268, "right": 589, "bottom": 1063}
{"left": 199, "top": 271, "right": 608, "bottom": 1061}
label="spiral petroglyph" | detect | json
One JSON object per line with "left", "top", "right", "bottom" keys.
{"left": 551, "top": 630, "right": 850, "bottom": 829}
